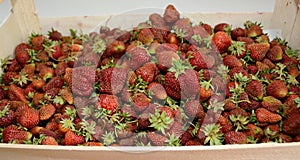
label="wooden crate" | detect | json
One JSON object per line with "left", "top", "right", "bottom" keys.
{"left": 0, "top": 0, "right": 300, "bottom": 160}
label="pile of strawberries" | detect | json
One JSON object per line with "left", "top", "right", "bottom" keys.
{"left": 0, "top": 4, "right": 300, "bottom": 146}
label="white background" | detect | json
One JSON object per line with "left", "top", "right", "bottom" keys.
{"left": 1, "top": 0, "right": 276, "bottom": 24}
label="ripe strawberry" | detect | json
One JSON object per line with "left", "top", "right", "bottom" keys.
{"left": 99, "top": 67, "right": 128, "bottom": 95}
{"left": 39, "top": 104, "right": 56, "bottom": 121}
{"left": 156, "top": 50, "right": 180, "bottom": 72}
{"left": 147, "top": 132, "right": 167, "bottom": 146}
{"left": 283, "top": 112, "right": 300, "bottom": 135}
{"left": 222, "top": 55, "right": 243, "bottom": 69}
{"left": 212, "top": 31, "right": 232, "bottom": 53}
{"left": 231, "top": 27, "right": 246, "bottom": 40}
{"left": 224, "top": 131, "right": 247, "bottom": 144}
{"left": 266, "top": 80, "right": 288, "bottom": 99}
{"left": 262, "top": 58, "right": 275, "bottom": 69}
{"left": 217, "top": 115, "right": 233, "bottom": 133}
{"left": 156, "top": 43, "right": 178, "bottom": 53}
{"left": 2, "top": 125, "right": 32, "bottom": 143}
{"left": 8, "top": 84, "right": 28, "bottom": 103}
{"left": 137, "top": 28, "right": 155, "bottom": 44}
{"left": 244, "top": 123, "right": 263, "bottom": 141}
{"left": 105, "top": 40, "right": 126, "bottom": 58}
{"left": 266, "top": 45, "right": 283, "bottom": 62}
{"left": 39, "top": 67, "right": 55, "bottom": 81}
{"left": 59, "top": 87, "right": 73, "bottom": 104}
{"left": 255, "top": 108, "right": 282, "bottom": 124}
{"left": 127, "top": 46, "right": 151, "bottom": 70}
{"left": 98, "top": 94, "right": 118, "bottom": 114}
{"left": 184, "top": 100, "right": 205, "bottom": 119}
{"left": 261, "top": 96, "right": 282, "bottom": 112}
{"left": 43, "top": 76, "right": 64, "bottom": 92}
{"left": 41, "top": 136, "right": 59, "bottom": 145}
{"left": 31, "top": 78, "right": 45, "bottom": 91}
{"left": 245, "top": 80, "right": 264, "bottom": 101}
{"left": 163, "top": 4, "right": 180, "bottom": 24}
{"left": 0, "top": 106, "right": 15, "bottom": 127}
{"left": 245, "top": 24, "right": 263, "bottom": 38}
{"left": 5, "top": 59, "right": 21, "bottom": 72}
{"left": 48, "top": 29, "right": 62, "bottom": 41}
{"left": 228, "top": 67, "right": 248, "bottom": 79}
{"left": 147, "top": 82, "right": 167, "bottom": 101}
{"left": 30, "top": 35, "right": 45, "bottom": 51}
{"left": 18, "top": 107, "right": 40, "bottom": 129}
{"left": 132, "top": 93, "right": 150, "bottom": 113}
{"left": 214, "top": 23, "right": 231, "bottom": 33}
{"left": 158, "top": 106, "right": 175, "bottom": 118}
{"left": 247, "top": 43, "right": 270, "bottom": 61}
{"left": 0, "top": 87, "right": 7, "bottom": 100}
{"left": 188, "top": 51, "right": 214, "bottom": 71}
{"left": 149, "top": 13, "right": 168, "bottom": 30}
{"left": 136, "top": 62, "right": 159, "bottom": 83}
{"left": 199, "top": 86, "right": 213, "bottom": 102}
{"left": 64, "top": 130, "right": 84, "bottom": 145}
{"left": 167, "top": 33, "right": 179, "bottom": 44}
{"left": 15, "top": 43, "right": 31, "bottom": 66}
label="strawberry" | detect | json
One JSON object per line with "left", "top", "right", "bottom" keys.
{"left": 222, "top": 55, "right": 243, "bottom": 69}
{"left": 127, "top": 46, "right": 151, "bottom": 70}
{"left": 245, "top": 80, "right": 264, "bottom": 101}
{"left": 163, "top": 4, "right": 180, "bottom": 24}
{"left": 188, "top": 51, "right": 214, "bottom": 71}
{"left": 261, "top": 96, "right": 282, "bottom": 112}
{"left": 149, "top": 13, "right": 169, "bottom": 30}
{"left": 59, "top": 87, "right": 73, "bottom": 104}
{"left": 228, "top": 67, "right": 248, "bottom": 79}
{"left": 43, "top": 76, "right": 64, "bottom": 92}
{"left": 8, "top": 84, "right": 28, "bottom": 103}
{"left": 255, "top": 108, "right": 282, "bottom": 124}
{"left": 156, "top": 43, "right": 178, "bottom": 53}
{"left": 184, "top": 100, "right": 205, "bottom": 119}
{"left": 245, "top": 21, "right": 263, "bottom": 38}
{"left": 48, "top": 28, "right": 62, "bottom": 41}
{"left": 30, "top": 35, "right": 45, "bottom": 51}
{"left": 105, "top": 40, "right": 126, "bottom": 58}
{"left": 137, "top": 28, "right": 155, "bottom": 45}
{"left": 22, "top": 63, "right": 35, "bottom": 81}
{"left": 17, "top": 107, "right": 40, "bottom": 129}
{"left": 214, "top": 23, "right": 231, "bottom": 33}
{"left": 99, "top": 67, "right": 128, "bottom": 95}
{"left": 39, "top": 104, "right": 56, "bottom": 121}
{"left": 0, "top": 105, "right": 15, "bottom": 127}
{"left": 2, "top": 125, "right": 32, "bottom": 143}
{"left": 231, "top": 27, "right": 246, "bottom": 40}
{"left": 39, "top": 67, "right": 55, "bottom": 81}
{"left": 15, "top": 43, "right": 31, "bottom": 66}
{"left": 266, "top": 80, "right": 288, "bottom": 99}
{"left": 41, "top": 136, "right": 59, "bottom": 145}
{"left": 147, "top": 132, "right": 167, "bottom": 146}
{"left": 156, "top": 50, "right": 180, "bottom": 72}
{"left": 136, "top": 62, "right": 159, "bottom": 83}
{"left": 64, "top": 130, "right": 84, "bottom": 145}
{"left": 247, "top": 43, "right": 270, "bottom": 61}
{"left": 266, "top": 45, "right": 283, "bottom": 62}
{"left": 147, "top": 82, "right": 167, "bottom": 101}
{"left": 97, "top": 94, "right": 118, "bottom": 114}
{"left": 165, "top": 59, "right": 200, "bottom": 100}
{"left": 166, "top": 33, "right": 179, "bottom": 44}
{"left": 244, "top": 123, "right": 263, "bottom": 141}
{"left": 132, "top": 93, "right": 150, "bottom": 113}
{"left": 217, "top": 115, "right": 233, "bottom": 133}
{"left": 224, "top": 131, "right": 247, "bottom": 144}
{"left": 283, "top": 112, "right": 300, "bottom": 135}
{"left": 211, "top": 31, "right": 232, "bottom": 53}
{"left": 5, "top": 59, "right": 21, "bottom": 72}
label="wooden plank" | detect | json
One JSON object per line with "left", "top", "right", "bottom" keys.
{"left": 271, "top": 0, "right": 299, "bottom": 49}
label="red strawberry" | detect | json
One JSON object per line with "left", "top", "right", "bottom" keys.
{"left": 15, "top": 43, "right": 31, "bottom": 66}
{"left": 127, "top": 47, "right": 151, "bottom": 70}
{"left": 147, "top": 132, "right": 167, "bottom": 146}
{"left": 137, "top": 28, "right": 155, "bottom": 44}
{"left": 184, "top": 100, "right": 205, "bottom": 119}
{"left": 188, "top": 51, "right": 214, "bottom": 71}
{"left": 163, "top": 4, "right": 180, "bottom": 24}
{"left": 22, "top": 63, "right": 35, "bottom": 81}
{"left": 98, "top": 94, "right": 118, "bottom": 114}
{"left": 41, "top": 136, "right": 59, "bottom": 145}
{"left": 0, "top": 106, "right": 15, "bottom": 127}
{"left": 158, "top": 106, "right": 175, "bottom": 118}
{"left": 5, "top": 59, "right": 21, "bottom": 72}
{"left": 266, "top": 45, "right": 283, "bottom": 62}
{"left": 31, "top": 35, "right": 45, "bottom": 51}
{"left": 136, "top": 62, "right": 159, "bottom": 83}
{"left": 147, "top": 82, "right": 167, "bottom": 101}
{"left": 43, "top": 76, "right": 64, "bottom": 92}
{"left": 214, "top": 23, "right": 231, "bottom": 33}
{"left": 224, "top": 131, "right": 247, "bottom": 144}
{"left": 228, "top": 67, "right": 248, "bottom": 79}
{"left": 39, "top": 67, "right": 55, "bottom": 81}
{"left": 39, "top": 104, "right": 56, "bottom": 121}
{"left": 247, "top": 43, "right": 270, "bottom": 61}
{"left": 156, "top": 50, "right": 180, "bottom": 72}
{"left": 64, "top": 130, "right": 84, "bottom": 145}
{"left": 17, "top": 107, "right": 40, "bottom": 129}
{"left": 255, "top": 108, "right": 282, "bottom": 124}
{"left": 212, "top": 31, "right": 232, "bottom": 53}
{"left": 217, "top": 115, "right": 233, "bottom": 133}
{"left": 283, "top": 112, "right": 300, "bottom": 135}
{"left": 199, "top": 86, "right": 213, "bottom": 102}
{"left": 266, "top": 80, "right": 288, "bottom": 99}
{"left": 222, "top": 55, "right": 243, "bottom": 69}
{"left": 99, "top": 67, "right": 128, "bottom": 95}
{"left": 231, "top": 27, "right": 246, "bottom": 40}
{"left": 245, "top": 80, "right": 264, "bottom": 101}
{"left": 246, "top": 24, "right": 263, "bottom": 38}
{"left": 261, "top": 96, "right": 282, "bottom": 112}
{"left": 244, "top": 123, "right": 263, "bottom": 141}
{"left": 2, "top": 125, "right": 32, "bottom": 143}
{"left": 105, "top": 40, "right": 126, "bottom": 58}
{"left": 48, "top": 29, "right": 62, "bottom": 41}
{"left": 156, "top": 43, "right": 178, "bottom": 53}
{"left": 8, "top": 84, "right": 28, "bottom": 103}
{"left": 132, "top": 93, "right": 150, "bottom": 113}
